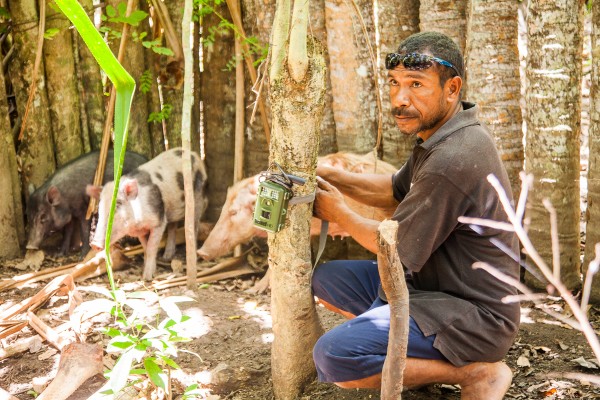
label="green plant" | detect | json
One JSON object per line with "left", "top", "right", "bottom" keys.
{"left": 140, "top": 69, "right": 154, "bottom": 94}
{"left": 148, "top": 103, "right": 173, "bottom": 123}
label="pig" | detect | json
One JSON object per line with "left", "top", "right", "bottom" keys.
{"left": 87, "top": 148, "right": 208, "bottom": 280}
{"left": 197, "top": 152, "right": 398, "bottom": 260}
{"left": 26, "top": 150, "right": 148, "bottom": 255}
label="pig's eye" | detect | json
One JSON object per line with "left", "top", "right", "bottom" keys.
{"left": 229, "top": 209, "right": 238, "bottom": 216}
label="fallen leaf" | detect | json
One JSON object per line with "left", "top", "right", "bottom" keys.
{"left": 517, "top": 356, "right": 531, "bottom": 367}
{"left": 557, "top": 340, "right": 569, "bottom": 350}
{"left": 38, "top": 348, "right": 58, "bottom": 360}
{"left": 534, "top": 346, "right": 551, "bottom": 353}
{"left": 571, "top": 357, "right": 599, "bottom": 369}
{"left": 543, "top": 388, "right": 557, "bottom": 397}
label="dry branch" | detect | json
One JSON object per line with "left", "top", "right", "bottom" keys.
{"left": 377, "top": 220, "right": 408, "bottom": 399}
{"left": 0, "top": 335, "right": 42, "bottom": 361}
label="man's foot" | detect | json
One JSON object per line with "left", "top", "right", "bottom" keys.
{"left": 459, "top": 361, "right": 512, "bottom": 400}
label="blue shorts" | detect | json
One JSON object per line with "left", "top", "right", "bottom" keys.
{"left": 312, "top": 260, "right": 446, "bottom": 383}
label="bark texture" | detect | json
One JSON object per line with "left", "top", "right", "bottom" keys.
{"left": 465, "top": 0, "right": 523, "bottom": 199}
{"left": 524, "top": 0, "right": 583, "bottom": 290}
{"left": 241, "top": 0, "right": 273, "bottom": 175}
{"left": 43, "top": 8, "right": 83, "bottom": 166}
{"left": 74, "top": 0, "right": 106, "bottom": 151}
{"left": 8, "top": 0, "right": 56, "bottom": 195}
{"left": 585, "top": 0, "right": 600, "bottom": 303}
{"left": 377, "top": 0, "right": 419, "bottom": 166}
{"left": 200, "top": 3, "right": 236, "bottom": 222}
{"left": 269, "top": 39, "right": 326, "bottom": 399}
{"left": 325, "top": 0, "right": 377, "bottom": 153}
{"left": 419, "top": 0, "right": 468, "bottom": 54}
{"left": 162, "top": 0, "right": 184, "bottom": 149}
{"left": 107, "top": 0, "right": 153, "bottom": 158}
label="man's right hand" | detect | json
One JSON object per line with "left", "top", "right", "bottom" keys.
{"left": 314, "top": 176, "right": 349, "bottom": 224}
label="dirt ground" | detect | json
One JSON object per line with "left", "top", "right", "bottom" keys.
{"left": 1, "top": 247, "right": 600, "bottom": 400}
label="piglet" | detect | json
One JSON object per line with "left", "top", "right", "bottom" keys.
{"left": 88, "top": 148, "right": 208, "bottom": 280}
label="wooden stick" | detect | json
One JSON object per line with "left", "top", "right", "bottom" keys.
{"left": 0, "top": 335, "right": 43, "bottom": 361}
{"left": 233, "top": 0, "right": 245, "bottom": 257}
{"left": 151, "top": 266, "right": 256, "bottom": 291}
{"left": 377, "top": 220, "right": 408, "bottom": 400}
{"left": 27, "top": 311, "right": 68, "bottom": 350}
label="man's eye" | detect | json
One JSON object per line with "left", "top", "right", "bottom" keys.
{"left": 388, "top": 79, "right": 399, "bottom": 87}
{"left": 411, "top": 81, "right": 422, "bottom": 88}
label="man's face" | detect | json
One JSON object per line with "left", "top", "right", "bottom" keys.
{"left": 387, "top": 62, "right": 455, "bottom": 141}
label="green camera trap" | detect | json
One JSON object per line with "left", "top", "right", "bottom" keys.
{"left": 253, "top": 163, "right": 306, "bottom": 233}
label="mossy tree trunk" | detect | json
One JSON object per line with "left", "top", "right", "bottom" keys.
{"left": 465, "top": 0, "right": 523, "bottom": 199}
{"left": 43, "top": 7, "right": 83, "bottom": 166}
{"left": 584, "top": 0, "right": 600, "bottom": 303}
{"left": 378, "top": 0, "right": 419, "bottom": 166}
{"left": 268, "top": 0, "right": 326, "bottom": 396}
{"left": 200, "top": 1, "right": 236, "bottom": 222}
{"left": 524, "top": 0, "right": 583, "bottom": 290}
{"left": 7, "top": 0, "right": 56, "bottom": 196}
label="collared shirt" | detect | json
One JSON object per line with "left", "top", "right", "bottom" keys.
{"left": 388, "top": 101, "right": 520, "bottom": 366}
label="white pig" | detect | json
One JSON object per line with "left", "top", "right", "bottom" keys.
{"left": 88, "top": 148, "right": 208, "bottom": 280}
{"left": 197, "top": 152, "right": 397, "bottom": 260}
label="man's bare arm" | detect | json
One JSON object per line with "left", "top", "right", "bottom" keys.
{"left": 317, "top": 165, "right": 398, "bottom": 209}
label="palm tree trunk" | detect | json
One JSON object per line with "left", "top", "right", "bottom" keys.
{"left": 7, "top": 0, "right": 56, "bottom": 195}
{"left": 584, "top": 0, "right": 600, "bottom": 302}
{"left": 44, "top": 7, "right": 83, "bottom": 165}
{"left": 465, "top": 0, "right": 523, "bottom": 199}
{"left": 524, "top": 0, "right": 583, "bottom": 290}
{"left": 419, "top": 0, "right": 468, "bottom": 53}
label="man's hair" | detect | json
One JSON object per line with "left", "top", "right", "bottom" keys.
{"left": 397, "top": 31, "right": 464, "bottom": 86}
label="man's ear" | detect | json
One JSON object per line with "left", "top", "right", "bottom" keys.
{"left": 446, "top": 76, "right": 463, "bottom": 101}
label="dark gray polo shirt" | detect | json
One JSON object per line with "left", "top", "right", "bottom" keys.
{"left": 388, "top": 102, "right": 520, "bottom": 367}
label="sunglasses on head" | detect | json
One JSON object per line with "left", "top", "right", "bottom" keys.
{"left": 385, "top": 52, "right": 460, "bottom": 77}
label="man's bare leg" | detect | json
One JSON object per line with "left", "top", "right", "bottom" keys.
{"left": 334, "top": 358, "right": 512, "bottom": 400}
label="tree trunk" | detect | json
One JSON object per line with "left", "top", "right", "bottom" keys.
{"left": 325, "top": 0, "right": 377, "bottom": 153}
{"left": 419, "top": 0, "right": 468, "bottom": 54}
{"left": 241, "top": 0, "right": 273, "bottom": 175}
{"left": 162, "top": 0, "right": 184, "bottom": 149}
{"left": 584, "top": 0, "right": 600, "bottom": 303}
{"left": 200, "top": 3, "right": 236, "bottom": 222}
{"left": 524, "top": 0, "right": 583, "bottom": 290}
{"left": 7, "top": 0, "right": 56, "bottom": 195}
{"left": 378, "top": 0, "right": 419, "bottom": 166}
{"left": 74, "top": 0, "right": 106, "bottom": 151}
{"left": 107, "top": 0, "right": 153, "bottom": 159}
{"left": 0, "top": 53, "right": 22, "bottom": 257}
{"left": 43, "top": 8, "right": 83, "bottom": 166}
{"left": 268, "top": 0, "right": 326, "bottom": 394}
{"left": 192, "top": 19, "right": 202, "bottom": 155}
{"left": 465, "top": 0, "right": 523, "bottom": 199}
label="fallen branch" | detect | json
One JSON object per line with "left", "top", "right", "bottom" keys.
{"left": 37, "top": 342, "right": 104, "bottom": 400}
{"left": 0, "top": 335, "right": 42, "bottom": 361}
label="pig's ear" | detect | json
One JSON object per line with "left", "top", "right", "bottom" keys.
{"left": 123, "top": 179, "right": 139, "bottom": 200}
{"left": 86, "top": 184, "right": 102, "bottom": 199}
{"left": 46, "top": 186, "right": 61, "bottom": 206}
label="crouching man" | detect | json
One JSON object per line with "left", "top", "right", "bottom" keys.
{"left": 312, "top": 31, "right": 520, "bottom": 400}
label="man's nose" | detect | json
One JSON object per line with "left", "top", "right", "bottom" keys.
{"left": 391, "top": 87, "right": 410, "bottom": 108}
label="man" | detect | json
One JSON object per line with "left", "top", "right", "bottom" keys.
{"left": 312, "top": 31, "right": 520, "bottom": 399}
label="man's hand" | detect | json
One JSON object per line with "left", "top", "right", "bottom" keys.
{"left": 314, "top": 176, "right": 350, "bottom": 223}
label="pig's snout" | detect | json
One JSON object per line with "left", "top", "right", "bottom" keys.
{"left": 196, "top": 248, "right": 213, "bottom": 261}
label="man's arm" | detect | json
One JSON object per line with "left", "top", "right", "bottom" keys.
{"left": 317, "top": 165, "right": 398, "bottom": 209}
{"left": 314, "top": 177, "right": 382, "bottom": 254}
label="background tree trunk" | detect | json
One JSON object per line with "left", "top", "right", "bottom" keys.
{"left": 74, "top": 0, "right": 105, "bottom": 152}
{"left": 524, "top": 0, "right": 583, "bottom": 290}
{"left": 43, "top": 8, "right": 83, "bottom": 166}
{"left": 377, "top": 0, "right": 419, "bottom": 166}
{"left": 419, "top": 0, "right": 467, "bottom": 54}
{"left": 465, "top": 0, "right": 523, "bottom": 199}
{"left": 107, "top": 0, "right": 153, "bottom": 158}
{"left": 162, "top": 0, "right": 184, "bottom": 150}
{"left": 200, "top": 3, "right": 236, "bottom": 222}
{"left": 241, "top": 0, "right": 273, "bottom": 175}
{"left": 269, "top": 37, "right": 326, "bottom": 399}
{"left": 325, "top": 0, "right": 377, "bottom": 153}
{"left": 584, "top": 0, "right": 600, "bottom": 303}
{"left": 7, "top": 0, "right": 56, "bottom": 196}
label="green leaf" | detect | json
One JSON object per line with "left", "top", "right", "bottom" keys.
{"left": 160, "top": 355, "right": 180, "bottom": 370}
{"left": 109, "top": 349, "right": 137, "bottom": 394}
{"left": 107, "top": 336, "right": 135, "bottom": 352}
{"left": 152, "top": 46, "right": 175, "bottom": 56}
{"left": 44, "top": 28, "right": 61, "bottom": 40}
{"left": 103, "top": 327, "right": 123, "bottom": 337}
{"left": 106, "top": 4, "right": 117, "bottom": 18}
{"left": 144, "top": 358, "right": 167, "bottom": 390}
{"left": 0, "top": 7, "right": 10, "bottom": 18}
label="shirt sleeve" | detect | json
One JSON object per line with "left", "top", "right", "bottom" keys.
{"left": 392, "top": 171, "right": 473, "bottom": 272}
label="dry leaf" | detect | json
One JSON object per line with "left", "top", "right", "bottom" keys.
{"left": 571, "top": 357, "right": 599, "bottom": 369}
{"left": 517, "top": 356, "right": 531, "bottom": 367}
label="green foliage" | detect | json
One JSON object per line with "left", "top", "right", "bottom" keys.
{"left": 102, "top": 2, "right": 148, "bottom": 26}
{"left": 92, "top": 290, "right": 197, "bottom": 395}
{"left": 0, "top": 7, "right": 10, "bottom": 35}
{"left": 0, "top": 6, "right": 10, "bottom": 18}
{"left": 44, "top": 28, "right": 61, "bottom": 40}
{"left": 148, "top": 103, "right": 173, "bottom": 123}
{"left": 194, "top": 0, "right": 269, "bottom": 70}
{"left": 140, "top": 70, "right": 154, "bottom": 94}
